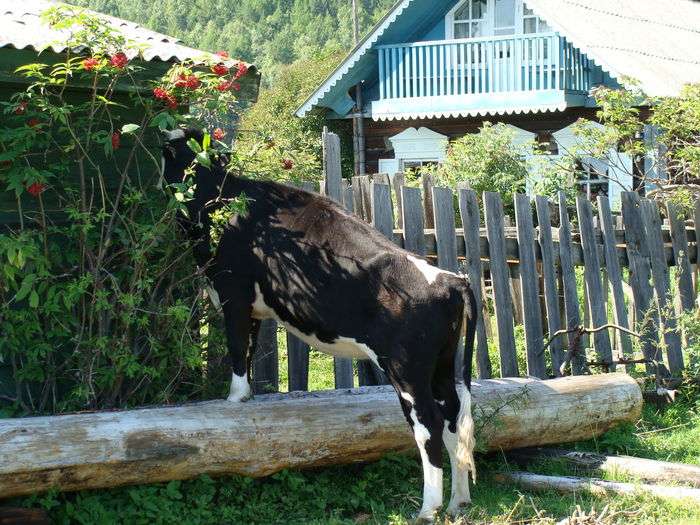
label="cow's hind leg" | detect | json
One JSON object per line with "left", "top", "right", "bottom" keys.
{"left": 221, "top": 296, "right": 256, "bottom": 402}
{"left": 388, "top": 371, "right": 445, "bottom": 522}
{"left": 434, "top": 370, "right": 473, "bottom": 515}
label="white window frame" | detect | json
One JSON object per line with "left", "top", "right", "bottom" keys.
{"left": 445, "top": 0, "right": 550, "bottom": 40}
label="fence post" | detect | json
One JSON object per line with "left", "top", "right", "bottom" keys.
{"left": 458, "top": 188, "right": 492, "bottom": 379}
{"left": 514, "top": 194, "right": 546, "bottom": 378}
{"left": 667, "top": 202, "right": 695, "bottom": 313}
{"left": 252, "top": 319, "right": 279, "bottom": 394}
{"left": 576, "top": 196, "right": 614, "bottom": 370}
{"left": 534, "top": 196, "right": 564, "bottom": 376}
{"left": 484, "top": 192, "right": 519, "bottom": 377}
{"left": 401, "top": 186, "right": 426, "bottom": 256}
{"left": 621, "top": 192, "right": 666, "bottom": 377}
{"left": 557, "top": 192, "right": 585, "bottom": 375}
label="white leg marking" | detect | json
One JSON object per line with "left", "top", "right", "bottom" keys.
{"left": 406, "top": 254, "right": 455, "bottom": 285}
{"left": 227, "top": 372, "right": 251, "bottom": 402}
{"left": 443, "top": 421, "right": 471, "bottom": 515}
{"left": 402, "top": 391, "right": 443, "bottom": 521}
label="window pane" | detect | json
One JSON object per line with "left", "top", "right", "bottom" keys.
{"left": 539, "top": 18, "right": 551, "bottom": 32}
{"left": 454, "top": 22, "right": 470, "bottom": 38}
{"left": 471, "top": 21, "right": 484, "bottom": 37}
{"left": 523, "top": 18, "right": 537, "bottom": 33}
{"left": 494, "top": 0, "right": 515, "bottom": 29}
{"left": 454, "top": 3, "right": 470, "bottom": 21}
{"left": 472, "top": 0, "right": 487, "bottom": 19}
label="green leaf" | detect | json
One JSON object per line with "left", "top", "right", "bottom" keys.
{"left": 121, "top": 123, "right": 140, "bottom": 135}
{"left": 187, "top": 138, "right": 202, "bottom": 154}
{"left": 196, "top": 151, "right": 211, "bottom": 168}
{"left": 202, "top": 133, "right": 211, "bottom": 152}
{"left": 29, "top": 290, "right": 39, "bottom": 309}
{"left": 15, "top": 273, "right": 37, "bottom": 301}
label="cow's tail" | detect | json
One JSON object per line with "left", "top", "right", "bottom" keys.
{"left": 456, "top": 277, "right": 477, "bottom": 482}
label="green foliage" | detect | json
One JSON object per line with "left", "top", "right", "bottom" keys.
{"left": 0, "top": 6, "right": 253, "bottom": 414}
{"left": 429, "top": 122, "right": 529, "bottom": 213}
{"left": 236, "top": 50, "right": 352, "bottom": 182}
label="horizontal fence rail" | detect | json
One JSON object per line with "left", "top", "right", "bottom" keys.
{"left": 248, "top": 132, "right": 697, "bottom": 395}
{"left": 376, "top": 33, "right": 590, "bottom": 100}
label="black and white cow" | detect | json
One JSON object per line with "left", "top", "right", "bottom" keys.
{"left": 161, "top": 128, "right": 477, "bottom": 521}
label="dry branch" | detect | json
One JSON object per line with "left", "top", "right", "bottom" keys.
{"left": 494, "top": 471, "right": 700, "bottom": 504}
{"left": 0, "top": 374, "right": 642, "bottom": 498}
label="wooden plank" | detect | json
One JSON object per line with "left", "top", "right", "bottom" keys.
{"left": 558, "top": 192, "right": 585, "bottom": 375}
{"left": 640, "top": 199, "right": 683, "bottom": 374}
{"left": 401, "top": 186, "right": 426, "bottom": 256}
{"left": 484, "top": 191, "right": 519, "bottom": 377}
{"left": 667, "top": 202, "right": 695, "bottom": 312}
{"left": 458, "top": 188, "right": 492, "bottom": 379}
{"left": 597, "top": 196, "right": 634, "bottom": 364}
{"left": 252, "top": 319, "right": 279, "bottom": 394}
{"left": 351, "top": 175, "right": 366, "bottom": 220}
{"left": 356, "top": 183, "right": 393, "bottom": 386}
{"left": 390, "top": 173, "right": 405, "bottom": 229}
{"left": 322, "top": 128, "right": 342, "bottom": 203}
{"left": 695, "top": 199, "right": 700, "bottom": 287}
{"left": 422, "top": 173, "right": 435, "bottom": 229}
{"left": 357, "top": 175, "right": 372, "bottom": 221}
{"left": 432, "top": 187, "right": 459, "bottom": 272}
{"left": 515, "top": 194, "right": 546, "bottom": 379}
{"left": 535, "top": 196, "right": 564, "bottom": 376}
{"left": 621, "top": 192, "right": 666, "bottom": 377}
{"left": 576, "top": 196, "right": 613, "bottom": 368}
{"left": 287, "top": 332, "right": 309, "bottom": 392}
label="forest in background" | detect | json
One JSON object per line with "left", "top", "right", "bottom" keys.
{"left": 66, "top": 0, "right": 394, "bottom": 85}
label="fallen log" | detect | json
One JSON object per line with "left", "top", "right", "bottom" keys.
{"left": 494, "top": 471, "right": 700, "bottom": 504}
{"left": 507, "top": 448, "right": 700, "bottom": 488}
{"left": 0, "top": 374, "right": 641, "bottom": 498}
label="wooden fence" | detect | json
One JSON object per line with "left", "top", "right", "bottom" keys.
{"left": 249, "top": 130, "right": 698, "bottom": 394}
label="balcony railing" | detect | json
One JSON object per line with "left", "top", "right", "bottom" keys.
{"left": 376, "top": 33, "right": 591, "bottom": 101}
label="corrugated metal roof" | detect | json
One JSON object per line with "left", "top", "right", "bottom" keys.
{"left": 0, "top": 0, "right": 255, "bottom": 69}
{"left": 525, "top": 0, "right": 700, "bottom": 97}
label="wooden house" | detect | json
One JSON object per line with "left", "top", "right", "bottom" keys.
{"left": 297, "top": 0, "right": 700, "bottom": 206}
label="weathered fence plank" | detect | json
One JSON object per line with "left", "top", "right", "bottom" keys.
{"left": 514, "top": 194, "right": 546, "bottom": 378}
{"left": 432, "top": 187, "right": 459, "bottom": 272}
{"left": 322, "top": 128, "right": 342, "bottom": 202}
{"left": 484, "top": 192, "right": 519, "bottom": 377}
{"left": 597, "top": 196, "right": 633, "bottom": 364}
{"left": 621, "top": 192, "right": 666, "bottom": 377}
{"left": 534, "top": 196, "right": 564, "bottom": 376}
{"left": 576, "top": 196, "right": 613, "bottom": 368}
{"left": 695, "top": 199, "right": 700, "bottom": 287}
{"left": 640, "top": 200, "right": 683, "bottom": 374}
{"left": 401, "top": 186, "right": 426, "bottom": 256}
{"left": 287, "top": 333, "right": 309, "bottom": 392}
{"left": 666, "top": 202, "right": 695, "bottom": 313}
{"left": 252, "top": 319, "right": 279, "bottom": 394}
{"left": 458, "top": 188, "right": 491, "bottom": 379}
{"left": 422, "top": 173, "right": 435, "bottom": 229}
{"left": 558, "top": 192, "right": 585, "bottom": 375}
{"left": 391, "top": 173, "right": 405, "bottom": 229}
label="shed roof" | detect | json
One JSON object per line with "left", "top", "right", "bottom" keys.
{"left": 0, "top": 0, "right": 255, "bottom": 69}
{"left": 524, "top": 0, "right": 700, "bottom": 97}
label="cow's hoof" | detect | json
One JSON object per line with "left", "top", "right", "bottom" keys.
{"left": 226, "top": 392, "right": 253, "bottom": 403}
{"left": 411, "top": 511, "right": 436, "bottom": 524}
{"left": 446, "top": 499, "right": 470, "bottom": 517}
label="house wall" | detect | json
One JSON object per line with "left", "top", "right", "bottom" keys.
{"left": 362, "top": 107, "right": 599, "bottom": 173}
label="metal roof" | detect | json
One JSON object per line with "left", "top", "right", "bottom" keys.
{"left": 0, "top": 0, "right": 255, "bottom": 69}
{"left": 524, "top": 0, "right": 700, "bottom": 97}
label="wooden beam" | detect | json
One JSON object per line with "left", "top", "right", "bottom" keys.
{"left": 0, "top": 375, "right": 641, "bottom": 499}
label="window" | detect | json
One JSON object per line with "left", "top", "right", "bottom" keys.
{"left": 494, "top": 0, "right": 516, "bottom": 36}
{"left": 576, "top": 159, "right": 609, "bottom": 200}
{"left": 453, "top": 0, "right": 487, "bottom": 39}
{"left": 522, "top": 5, "right": 551, "bottom": 34}
{"left": 401, "top": 159, "right": 439, "bottom": 171}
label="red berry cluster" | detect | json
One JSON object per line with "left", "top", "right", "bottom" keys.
{"left": 110, "top": 52, "right": 129, "bottom": 69}
{"left": 27, "top": 182, "right": 46, "bottom": 197}
{"left": 174, "top": 73, "right": 201, "bottom": 89}
{"left": 212, "top": 128, "right": 226, "bottom": 141}
{"left": 82, "top": 57, "right": 100, "bottom": 71}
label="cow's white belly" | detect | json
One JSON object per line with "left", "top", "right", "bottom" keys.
{"left": 251, "top": 283, "right": 379, "bottom": 365}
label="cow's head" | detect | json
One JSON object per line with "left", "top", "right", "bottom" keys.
{"left": 159, "top": 127, "right": 205, "bottom": 188}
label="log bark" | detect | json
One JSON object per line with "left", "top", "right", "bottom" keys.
{"left": 494, "top": 471, "right": 700, "bottom": 504}
{"left": 507, "top": 448, "right": 700, "bottom": 488}
{"left": 0, "top": 374, "right": 641, "bottom": 498}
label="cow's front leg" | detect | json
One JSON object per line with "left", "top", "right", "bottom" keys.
{"left": 222, "top": 299, "right": 255, "bottom": 402}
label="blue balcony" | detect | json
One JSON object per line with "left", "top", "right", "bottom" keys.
{"left": 372, "top": 33, "right": 593, "bottom": 120}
